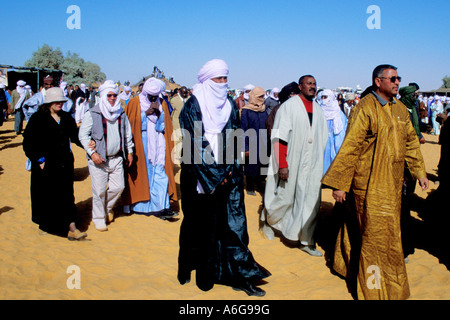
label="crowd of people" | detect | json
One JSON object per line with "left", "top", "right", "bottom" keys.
{"left": 0, "top": 60, "right": 449, "bottom": 300}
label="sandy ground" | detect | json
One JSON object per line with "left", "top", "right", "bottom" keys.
{"left": 0, "top": 117, "right": 448, "bottom": 301}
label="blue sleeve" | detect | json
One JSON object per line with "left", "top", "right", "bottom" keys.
{"left": 155, "top": 110, "right": 165, "bottom": 133}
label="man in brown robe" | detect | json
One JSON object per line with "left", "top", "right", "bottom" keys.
{"left": 123, "top": 79, "right": 179, "bottom": 217}
{"left": 321, "top": 64, "right": 429, "bottom": 300}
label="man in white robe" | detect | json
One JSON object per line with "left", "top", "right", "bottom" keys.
{"left": 261, "top": 75, "right": 328, "bottom": 256}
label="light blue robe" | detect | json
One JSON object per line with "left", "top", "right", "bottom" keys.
{"left": 323, "top": 111, "right": 348, "bottom": 174}
{"left": 131, "top": 110, "right": 170, "bottom": 214}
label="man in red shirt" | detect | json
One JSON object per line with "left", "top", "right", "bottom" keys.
{"left": 262, "top": 75, "right": 329, "bottom": 257}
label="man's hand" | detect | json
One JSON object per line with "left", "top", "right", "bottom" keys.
{"left": 418, "top": 177, "right": 429, "bottom": 191}
{"left": 88, "top": 139, "right": 96, "bottom": 151}
{"left": 126, "top": 153, "right": 134, "bottom": 167}
{"left": 145, "top": 102, "right": 161, "bottom": 117}
{"left": 332, "top": 190, "right": 346, "bottom": 203}
{"left": 91, "top": 152, "right": 105, "bottom": 165}
{"left": 419, "top": 137, "right": 426, "bottom": 144}
{"left": 278, "top": 167, "right": 289, "bottom": 181}
{"left": 221, "top": 172, "right": 232, "bottom": 186}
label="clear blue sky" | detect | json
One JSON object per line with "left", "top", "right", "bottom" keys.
{"left": 1, "top": 0, "right": 449, "bottom": 91}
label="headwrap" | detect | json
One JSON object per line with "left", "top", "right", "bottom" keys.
{"left": 139, "top": 77, "right": 166, "bottom": 165}
{"left": 399, "top": 85, "right": 419, "bottom": 111}
{"left": 15, "top": 80, "right": 27, "bottom": 110}
{"left": 25, "top": 85, "right": 32, "bottom": 95}
{"left": 80, "top": 83, "right": 86, "bottom": 93}
{"left": 118, "top": 86, "right": 132, "bottom": 101}
{"left": 43, "top": 75, "right": 53, "bottom": 84}
{"left": 98, "top": 80, "right": 122, "bottom": 121}
{"left": 243, "top": 84, "right": 255, "bottom": 101}
{"left": 242, "top": 87, "right": 266, "bottom": 112}
{"left": 278, "top": 82, "right": 300, "bottom": 105}
{"left": 193, "top": 59, "right": 232, "bottom": 193}
{"left": 192, "top": 59, "right": 232, "bottom": 160}
{"left": 317, "top": 89, "right": 344, "bottom": 135}
{"left": 158, "top": 80, "right": 167, "bottom": 97}
{"left": 345, "top": 93, "right": 356, "bottom": 101}
{"left": 269, "top": 87, "right": 280, "bottom": 101}
{"left": 60, "top": 81, "right": 68, "bottom": 97}
{"left": 139, "top": 77, "right": 162, "bottom": 111}
{"left": 16, "top": 80, "right": 26, "bottom": 94}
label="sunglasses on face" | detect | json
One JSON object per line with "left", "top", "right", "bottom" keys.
{"left": 107, "top": 94, "right": 118, "bottom": 98}
{"left": 379, "top": 76, "right": 402, "bottom": 83}
{"left": 320, "top": 95, "right": 328, "bottom": 99}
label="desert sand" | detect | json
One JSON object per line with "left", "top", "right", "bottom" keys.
{"left": 0, "top": 117, "right": 448, "bottom": 301}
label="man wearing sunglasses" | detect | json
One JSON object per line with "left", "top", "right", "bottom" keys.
{"left": 79, "top": 80, "right": 134, "bottom": 232}
{"left": 321, "top": 64, "right": 429, "bottom": 300}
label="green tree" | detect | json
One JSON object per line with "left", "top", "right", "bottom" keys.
{"left": 24, "top": 44, "right": 64, "bottom": 70}
{"left": 25, "top": 44, "right": 106, "bottom": 86}
{"left": 441, "top": 76, "right": 450, "bottom": 89}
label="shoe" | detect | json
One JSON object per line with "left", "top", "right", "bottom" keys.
{"left": 159, "top": 210, "right": 179, "bottom": 220}
{"left": 232, "top": 282, "right": 266, "bottom": 297}
{"left": 300, "top": 245, "right": 323, "bottom": 257}
{"left": 68, "top": 229, "right": 87, "bottom": 241}
{"left": 96, "top": 227, "right": 108, "bottom": 232}
{"left": 38, "top": 229, "right": 48, "bottom": 236}
{"left": 246, "top": 191, "right": 257, "bottom": 196}
{"left": 107, "top": 212, "right": 114, "bottom": 223}
{"left": 178, "top": 270, "right": 191, "bottom": 285}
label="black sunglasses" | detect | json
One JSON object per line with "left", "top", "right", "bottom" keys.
{"left": 379, "top": 76, "right": 402, "bottom": 83}
{"left": 107, "top": 94, "right": 118, "bottom": 98}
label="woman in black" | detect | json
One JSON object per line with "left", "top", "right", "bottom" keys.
{"left": 23, "top": 87, "right": 87, "bottom": 240}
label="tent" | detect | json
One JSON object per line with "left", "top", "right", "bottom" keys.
{"left": 0, "top": 64, "right": 63, "bottom": 93}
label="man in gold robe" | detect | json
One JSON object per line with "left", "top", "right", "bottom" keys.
{"left": 321, "top": 65, "right": 429, "bottom": 300}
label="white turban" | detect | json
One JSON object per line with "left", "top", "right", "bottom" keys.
{"left": 142, "top": 78, "right": 162, "bottom": 97}
{"left": 243, "top": 84, "right": 255, "bottom": 100}
{"left": 99, "top": 80, "right": 119, "bottom": 97}
{"left": 269, "top": 87, "right": 280, "bottom": 100}
{"left": 60, "top": 81, "right": 68, "bottom": 96}
{"left": 197, "top": 59, "right": 229, "bottom": 83}
{"left": 98, "top": 80, "right": 122, "bottom": 121}
{"left": 80, "top": 83, "right": 86, "bottom": 93}
{"left": 0, "top": 83, "right": 5, "bottom": 89}
{"left": 243, "top": 84, "right": 255, "bottom": 91}
{"left": 318, "top": 89, "right": 344, "bottom": 135}
{"left": 118, "top": 86, "right": 132, "bottom": 101}
{"left": 16, "top": 80, "right": 27, "bottom": 96}
{"left": 139, "top": 77, "right": 163, "bottom": 117}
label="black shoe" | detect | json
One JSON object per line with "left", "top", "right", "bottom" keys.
{"left": 178, "top": 270, "right": 191, "bottom": 285}
{"left": 232, "top": 282, "right": 266, "bottom": 297}
{"left": 159, "top": 210, "right": 179, "bottom": 220}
